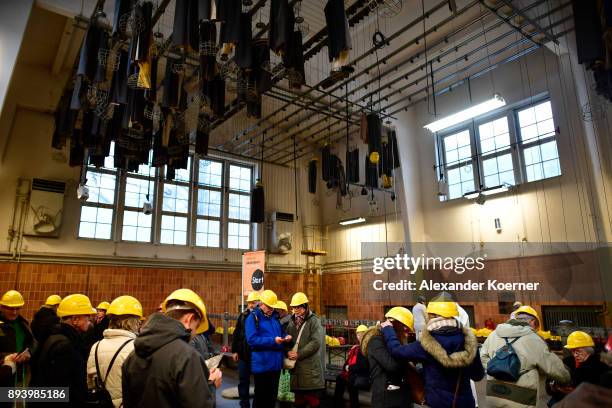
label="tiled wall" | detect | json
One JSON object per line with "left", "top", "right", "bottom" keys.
{"left": 0, "top": 262, "right": 302, "bottom": 323}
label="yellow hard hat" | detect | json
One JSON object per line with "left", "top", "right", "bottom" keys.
{"left": 356, "top": 325, "right": 368, "bottom": 333}
{"left": 96, "top": 301, "right": 111, "bottom": 311}
{"left": 275, "top": 300, "right": 288, "bottom": 311}
{"left": 246, "top": 292, "right": 261, "bottom": 302}
{"left": 565, "top": 331, "right": 595, "bottom": 349}
{"left": 107, "top": 296, "right": 143, "bottom": 318}
{"left": 45, "top": 295, "right": 62, "bottom": 306}
{"left": 515, "top": 305, "right": 540, "bottom": 326}
{"left": 426, "top": 301, "right": 459, "bottom": 318}
{"left": 260, "top": 289, "right": 279, "bottom": 308}
{"left": 290, "top": 292, "right": 309, "bottom": 307}
{"left": 0, "top": 290, "right": 24, "bottom": 308}
{"left": 163, "top": 288, "right": 209, "bottom": 334}
{"left": 385, "top": 307, "right": 414, "bottom": 331}
{"left": 57, "top": 294, "right": 96, "bottom": 318}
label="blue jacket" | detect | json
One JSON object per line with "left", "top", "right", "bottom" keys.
{"left": 382, "top": 325, "right": 484, "bottom": 408}
{"left": 245, "top": 306, "right": 285, "bottom": 374}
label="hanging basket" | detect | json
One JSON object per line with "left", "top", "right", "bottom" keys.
{"left": 368, "top": 0, "right": 403, "bottom": 18}
{"left": 119, "top": 11, "right": 145, "bottom": 36}
{"left": 97, "top": 48, "right": 121, "bottom": 71}
{"left": 199, "top": 40, "right": 219, "bottom": 57}
{"left": 261, "top": 60, "right": 285, "bottom": 79}
{"left": 219, "top": 61, "right": 239, "bottom": 80}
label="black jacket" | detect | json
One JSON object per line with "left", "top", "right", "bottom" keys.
{"left": 231, "top": 309, "right": 251, "bottom": 361}
{"left": 0, "top": 314, "right": 34, "bottom": 355}
{"left": 29, "top": 323, "right": 88, "bottom": 408}
{"left": 362, "top": 328, "right": 411, "bottom": 408}
{"left": 563, "top": 353, "right": 609, "bottom": 387}
{"left": 31, "top": 306, "right": 60, "bottom": 344}
{"left": 122, "top": 313, "right": 215, "bottom": 408}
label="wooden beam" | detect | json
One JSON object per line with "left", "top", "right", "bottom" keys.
{"left": 51, "top": 18, "right": 74, "bottom": 75}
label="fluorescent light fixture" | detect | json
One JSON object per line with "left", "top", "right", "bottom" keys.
{"left": 339, "top": 217, "right": 366, "bottom": 226}
{"left": 463, "top": 191, "right": 480, "bottom": 200}
{"left": 481, "top": 184, "right": 509, "bottom": 196}
{"left": 424, "top": 94, "right": 506, "bottom": 133}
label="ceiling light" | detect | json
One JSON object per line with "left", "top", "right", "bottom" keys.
{"left": 339, "top": 217, "right": 366, "bottom": 226}
{"left": 481, "top": 184, "right": 509, "bottom": 196}
{"left": 463, "top": 191, "right": 480, "bottom": 200}
{"left": 424, "top": 94, "right": 506, "bottom": 133}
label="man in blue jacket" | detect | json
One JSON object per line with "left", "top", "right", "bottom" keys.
{"left": 245, "top": 289, "right": 292, "bottom": 407}
{"left": 380, "top": 301, "right": 484, "bottom": 408}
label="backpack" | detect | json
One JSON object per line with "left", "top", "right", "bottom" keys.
{"left": 84, "top": 339, "right": 133, "bottom": 407}
{"left": 487, "top": 337, "right": 523, "bottom": 382}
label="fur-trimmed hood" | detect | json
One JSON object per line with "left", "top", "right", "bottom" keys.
{"left": 361, "top": 326, "right": 381, "bottom": 358}
{"left": 419, "top": 326, "right": 478, "bottom": 368}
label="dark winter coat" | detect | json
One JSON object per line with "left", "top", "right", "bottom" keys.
{"left": 29, "top": 323, "right": 89, "bottom": 408}
{"left": 191, "top": 333, "right": 214, "bottom": 360}
{"left": 231, "top": 309, "right": 251, "bottom": 361}
{"left": 245, "top": 306, "right": 285, "bottom": 374}
{"left": 563, "top": 353, "right": 609, "bottom": 387}
{"left": 122, "top": 313, "right": 215, "bottom": 408}
{"left": 382, "top": 325, "right": 484, "bottom": 408}
{"left": 362, "top": 327, "right": 411, "bottom": 408}
{"left": 0, "top": 314, "right": 34, "bottom": 355}
{"left": 286, "top": 311, "right": 325, "bottom": 391}
{"left": 31, "top": 306, "right": 60, "bottom": 344}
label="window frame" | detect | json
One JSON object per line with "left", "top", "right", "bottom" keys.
{"left": 78, "top": 160, "right": 119, "bottom": 241}
{"left": 225, "top": 163, "right": 253, "bottom": 250}
{"left": 118, "top": 162, "right": 157, "bottom": 244}
{"left": 158, "top": 159, "right": 193, "bottom": 246}
{"left": 193, "top": 158, "right": 225, "bottom": 248}
{"left": 436, "top": 95, "right": 560, "bottom": 201}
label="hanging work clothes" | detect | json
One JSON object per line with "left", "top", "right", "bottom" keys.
{"left": 219, "top": 0, "right": 242, "bottom": 45}
{"left": 123, "top": 65, "right": 147, "bottom": 130}
{"left": 110, "top": 49, "right": 129, "bottom": 105}
{"left": 365, "top": 155, "right": 378, "bottom": 189}
{"left": 346, "top": 148, "right": 359, "bottom": 183}
{"left": 324, "top": 0, "right": 352, "bottom": 63}
{"left": 572, "top": 0, "right": 604, "bottom": 65}
{"left": 199, "top": 21, "right": 217, "bottom": 81}
{"left": 172, "top": 0, "right": 200, "bottom": 52}
{"left": 251, "top": 183, "right": 265, "bottom": 223}
{"left": 162, "top": 57, "right": 183, "bottom": 109}
{"left": 93, "top": 30, "right": 110, "bottom": 83}
{"left": 196, "top": 129, "right": 210, "bottom": 155}
{"left": 130, "top": 1, "right": 153, "bottom": 63}
{"left": 52, "top": 89, "right": 76, "bottom": 149}
{"left": 203, "top": 75, "right": 226, "bottom": 116}
{"left": 69, "top": 128, "right": 84, "bottom": 167}
{"left": 366, "top": 113, "right": 382, "bottom": 156}
{"left": 308, "top": 159, "right": 317, "bottom": 194}
{"left": 321, "top": 145, "right": 332, "bottom": 181}
{"left": 198, "top": 0, "right": 219, "bottom": 21}
{"left": 76, "top": 21, "right": 107, "bottom": 81}
{"left": 107, "top": 104, "right": 125, "bottom": 141}
{"left": 286, "top": 31, "right": 306, "bottom": 89}
{"left": 112, "top": 0, "right": 134, "bottom": 37}
{"left": 252, "top": 38, "right": 272, "bottom": 94}
{"left": 325, "top": 155, "right": 341, "bottom": 189}
{"left": 235, "top": 13, "right": 254, "bottom": 69}
{"left": 359, "top": 112, "right": 368, "bottom": 143}
{"left": 269, "top": 0, "right": 294, "bottom": 55}
{"left": 145, "top": 55, "right": 158, "bottom": 102}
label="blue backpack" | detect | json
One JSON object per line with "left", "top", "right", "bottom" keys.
{"left": 487, "top": 337, "right": 522, "bottom": 382}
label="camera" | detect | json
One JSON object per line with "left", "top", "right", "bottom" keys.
{"left": 77, "top": 184, "right": 89, "bottom": 202}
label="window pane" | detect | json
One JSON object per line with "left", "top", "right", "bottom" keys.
{"left": 163, "top": 184, "right": 189, "bottom": 213}
{"left": 165, "top": 157, "right": 192, "bottom": 182}
{"left": 446, "top": 163, "right": 475, "bottom": 199}
{"left": 160, "top": 215, "right": 188, "bottom": 245}
{"left": 128, "top": 150, "right": 155, "bottom": 177}
{"left": 229, "top": 165, "right": 252, "bottom": 192}
{"left": 523, "top": 141, "right": 560, "bottom": 182}
{"left": 518, "top": 101, "right": 556, "bottom": 142}
{"left": 125, "top": 177, "right": 154, "bottom": 208}
{"left": 478, "top": 117, "right": 510, "bottom": 155}
{"left": 444, "top": 130, "right": 471, "bottom": 165}
{"left": 85, "top": 172, "right": 116, "bottom": 205}
{"left": 197, "top": 189, "right": 222, "bottom": 217}
{"left": 228, "top": 221, "right": 250, "bottom": 249}
{"left": 196, "top": 219, "right": 220, "bottom": 247}
{"left": 122, "top": 210, "right": 152, "bottom": 242}
{"left": 482, "top": 154, "right": 515, "bottom": 188}
{"left": 79, "top": 207, "right": 113, "bottom": 239}
{"left": 198, "top": 160, "right": 223, "bottom": 187}
{"left": 229, "top": 193, "right": 250, "bottom": 221}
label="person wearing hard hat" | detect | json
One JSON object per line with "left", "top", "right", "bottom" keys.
{"left": 334, "top": 325, "right": 370, "bottom": 408}
{"left": 86, "top": 296, "right": 143, "bottom": 408}
{"left": 91, "top": 301, "right": 111, "bottom": 341}
{"left": 547, "top": 331, "right": 609, "bottom": 405}
{"left": 275, "top": 300, "right": 292, "bottom": 332}
{"left": 30, "top": 293, "right": 96, "bottom": 407}
{"left": 0, "top": 290, "right": 34, "bottom": 384}
{"left": 380, "top": 302, "right": 484, "bottom": 408}
{"left": 31, "top": 295, "right": 62, "bottom": 345}
{"left": 510, "top": 301, "right": 523, "bottom": 320}
{"left": 481, "top": 305, "right": 569, "bottom": 408}
{"left": 44, "top": 294, "right": 62, "bottom": 311}
{"left": 245, "top": 289, "right": 292, "bottom": 408}
{"left": 285, "top": 292, "right": 325, "bottom": 407}
{"left": 122, "top": 289, "right": 220, "bottom": 408}
{"left": 231, "top": 291, "right": 261, "bottom": 408}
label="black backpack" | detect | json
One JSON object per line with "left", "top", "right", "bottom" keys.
{"left": 84, "top": 339, "right": 133, "bottom": 407}
{"left": 486, "top": 337, "right": 523, "bottom": 382}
